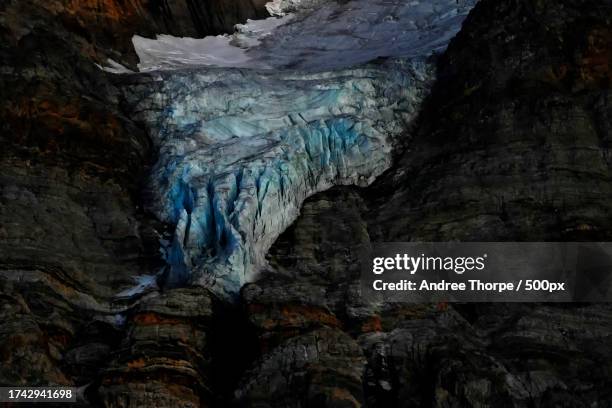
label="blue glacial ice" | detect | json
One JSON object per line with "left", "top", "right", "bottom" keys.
{"left": 124, "top": 62, "right": 432, "bottom": 297}
{"left": 115, "top": 0, "right": 477, "bottom": 298}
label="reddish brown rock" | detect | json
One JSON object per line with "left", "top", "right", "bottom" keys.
{"left": 98, "top": 288, "right": 214, "bottom": 408}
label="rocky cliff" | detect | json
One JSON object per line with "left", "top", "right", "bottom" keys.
{"left": 373, "top": 0, "right": 612, "bottom": 242}
{"left": 0, "top": 0, "right": 265, "bottom": 405}
{"left": 1, "top": 0, "right": 612, "bottom": 407}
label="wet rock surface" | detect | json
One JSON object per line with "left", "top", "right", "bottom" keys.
{"left": 1, "top": 0, "right": 612, "bottom": 407}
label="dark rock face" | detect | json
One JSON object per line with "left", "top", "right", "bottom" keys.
{"left": 0, "top": 0, "right": 157, "bottom": 395}
{"left": 98, "top": 288, "right": 213, "bottom": 407}
{"left": 236, "top": 327, "right": 366, "bottom": 408}
{"left": 1, "top": 0, "right": 612, "bottom": 407}
{"left": 373, "top": 0, "right": 612, "bottom": 242}
{"left": 250, "top": 189, "right": 612, "bottom": 407}
{"left": 0, "top": 0, "right": 265, "bottom": 406}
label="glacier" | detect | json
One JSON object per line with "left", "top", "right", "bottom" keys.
{"left": 115, "top": 0, "right": 477, "bottom": 298}
{"left": 122, "top": 61, "right": 432, "bottom": 297}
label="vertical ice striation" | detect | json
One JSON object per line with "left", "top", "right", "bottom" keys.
{"left": 123, "top": 61, "right": 432, "bottom": 297}
{"left": 114, "top": 0, "right": 477, "bottom": 298}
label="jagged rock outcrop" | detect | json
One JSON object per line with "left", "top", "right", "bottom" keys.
{"left": 235, "top": 327, "right": 366, "bottom": 408}
{"left": 98, "top": 287, "right": 213, "bottom": 407}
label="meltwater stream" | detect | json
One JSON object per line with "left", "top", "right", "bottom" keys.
{"left": 114, "top": 0, "right": 476, "bottom": 298}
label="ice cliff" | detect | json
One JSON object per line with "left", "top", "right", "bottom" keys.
{"left": 123, "top": 61, "right": 431, "bottom": 297}
{"left": 118, "top": 0, "right": 476, "bottom": 298}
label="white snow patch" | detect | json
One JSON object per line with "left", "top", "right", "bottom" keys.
{"left": 132, "top": 14, "right": 293, "bottom": 71}
{"left": 115, "top": 274, "right": 158, "bottom": 298}
{"left": 131, "top": 0, "right": 477, "bottom": 72}
{"left": 97, "top": 58, "right": 134, "bottom": 74}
